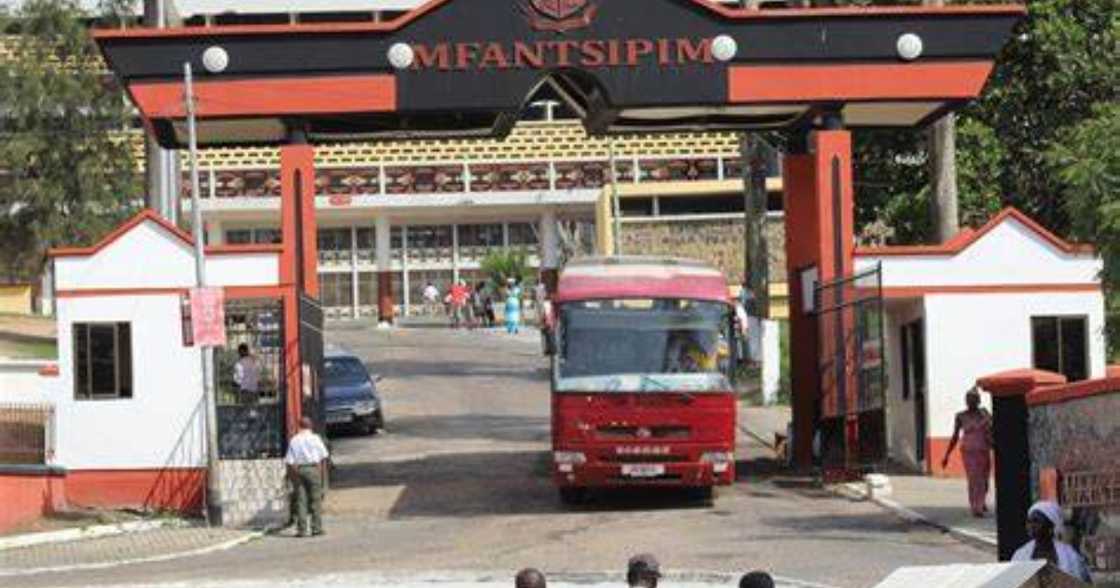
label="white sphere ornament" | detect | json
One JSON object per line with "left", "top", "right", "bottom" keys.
{"left": 711, "top": 35, "right": 738, "bottom": 63}
{"left": 896, "top": 33, "right": 924, "bottom": 61}
{"left": 388, "top": 43, "right": 415, "bottom": 70}
{"left": 201, "top": 46, "right": 229, "bottom": 73}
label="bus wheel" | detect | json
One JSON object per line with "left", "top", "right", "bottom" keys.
{"left": 691, "top": 486, "right": 715, "bottom": 505}
{"left": 559, "top": 487, "right": 588, "bottom": 506}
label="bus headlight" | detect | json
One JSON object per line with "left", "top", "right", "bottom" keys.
{"left": 553, "top": 451, "right": 586, "bottom": 473}
{"left": 701, "top": 451, "right": 734, "bottom": 473}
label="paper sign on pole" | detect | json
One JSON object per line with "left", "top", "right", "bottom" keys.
{"left": 189, "top": 287, "right": 227, "bottom": 347}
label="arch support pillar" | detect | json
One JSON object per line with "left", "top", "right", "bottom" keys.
{"left": 783, "top": 127, "right": 855, "bottom": 468}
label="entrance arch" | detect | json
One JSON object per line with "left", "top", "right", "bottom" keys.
{"left": 93, "top": 0, "right": 1025, "bottom": 467}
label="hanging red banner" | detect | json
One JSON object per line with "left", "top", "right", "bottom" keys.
{"left": 189, "top": 287, "right": 227, "bottom": 347}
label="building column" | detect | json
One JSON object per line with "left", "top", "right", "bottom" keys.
{"left": 280, "top": 140, "right": 318, "bottom": 435}
{"left": 401, "top": 225, "right": 410, "bottom": 317}
{"left": 350, "top": 226, "right": 359, "bottom": 319}
{"left": 783, "top": 125, "right": 855, "bottom": 468}
{"left": 375, "top": 215, "right": 393, "bottom": 325}
{"left": 451, "top": 224, "right": 460, "bottom": 285}
{"left": 539, "top": 210, "right": 561, "bottom": 295}
{"left": 206, "top": 219, "right": 223, "bottom": 246}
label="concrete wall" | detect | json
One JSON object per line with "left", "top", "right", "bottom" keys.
{"left": 883, "top": 300, "right": 925, "bottom": 471}
{"left": 856, "top": 218, "right": 1101, "bottom": 287}
{"left": 0, "top": 284, "right": 33, "bottom": 314}
{"left": 0, "top": 467, "right": 66, "bottom": 534}
{"left": 617, "top": 216, "right": 786, "bottom": 287}
{"left": 55, "top": 294, "right": 208, "bottom": 470}
{"left": 0, "top": 360, "right": 58, "bottom": 403}
{"left": 55, "top": 221, "right": 279, "bottom": 292}
{"left": 924, "top": 291, "right": 1106, "bottom": 474}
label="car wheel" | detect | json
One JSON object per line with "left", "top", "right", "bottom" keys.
{"left": 360, "top": 416, "right": 377, "bottom": 436}
{"left": 372, "top": 409, "right": 385, "bottom": 432}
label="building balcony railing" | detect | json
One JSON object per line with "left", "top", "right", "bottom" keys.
{"left": 188, "top": 154, "right": 781, "bottom": 200}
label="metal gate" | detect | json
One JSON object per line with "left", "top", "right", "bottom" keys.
{"left": 814, "top": 264, "right": 887, "bottom": 477}
{"left": 214, "top": 297, "right": 286, "bottom": 459}
{"left": 298, "top": 293, "right": 326, "bottom": 433}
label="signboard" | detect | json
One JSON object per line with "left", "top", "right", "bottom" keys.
{"left": 189, "top": 287, "right": 227, "bottom": 347}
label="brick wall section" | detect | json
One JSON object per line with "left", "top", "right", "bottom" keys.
{"left": 618, "top": 217, "right": 786, "bottom": 285}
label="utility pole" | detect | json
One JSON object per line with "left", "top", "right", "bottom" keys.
{"left": 185, "top": 62, "right": 222, "bottom": 524}
{"left": 144, "top": 0, "right": 181, "bottom": 223}
{"left": 608, "top": 141, "right": 623, "bottom": 256}
{"left": 925, "top": 0, "right": 959, "bottom": 242}
{"left": 741, "top": 133, "right": 772, "bottom": 401}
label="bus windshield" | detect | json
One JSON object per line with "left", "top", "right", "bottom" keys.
{"left": 554, "top": 298, "right": 734, "bottom": 393}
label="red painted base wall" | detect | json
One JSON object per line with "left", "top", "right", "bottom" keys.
{"left": 0, "top": 472, "right": 66, "bottom": 534}
{"left": 65, "top": 469, "right": 206, "bottom": 514}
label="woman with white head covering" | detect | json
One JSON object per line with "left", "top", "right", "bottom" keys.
{"left": 1011, "top": 500, "right": 1092, "bottom": 582}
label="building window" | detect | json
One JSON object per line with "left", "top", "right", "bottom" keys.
{"left": 508, "top": 222, "right": 538, "bottom": 246}
{"left": 458, "top": 224, "right": 504, "bottom": 248}
{"left": 253, "top": 228, "right": 281, "bottom": 244}
{"left": 1031, "top": 316, "right": 1089, "bottom": 382}
{"left": 73, "top": 323, "right": 132, "bottom": 400}
{"left": 318, "top": 273, "right": 354, "bottom": 309}
{"left": 226, "top": 229, "right": 253, "bottom": 245}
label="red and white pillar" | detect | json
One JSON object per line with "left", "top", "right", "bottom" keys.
{"left": 783, "top": 125, "right": 855, "bottom": 467}
{"left": 280, "top": 138, "right": 319, "bottom": 435}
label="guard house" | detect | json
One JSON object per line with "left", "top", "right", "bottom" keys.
{"left": 855, "top": 208, "right": 1106, "bottom": 476}
{"left": 46, "top": 211, "right": 291, "bottom": 522}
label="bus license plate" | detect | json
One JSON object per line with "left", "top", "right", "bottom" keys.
{"left": 621, "top": 464, "right": 665, "bottom": 478}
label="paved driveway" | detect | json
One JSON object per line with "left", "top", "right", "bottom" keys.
{"left": 22, "top": 325, "right": 988, "bottom": 588}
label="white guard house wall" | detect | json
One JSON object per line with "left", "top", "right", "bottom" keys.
{"left": 49, "top": 211, "right": 281, "bottom": 512}
{"left": 855, "top": 208, "right": 1105, "bottom": 477}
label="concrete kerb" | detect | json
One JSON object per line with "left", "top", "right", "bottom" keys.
{"left": 829, "top": 479, "right": 998, "bottom": 552}
{"left": 99, "top": 570, "right": 839, "bottom": 588}
{"left": 0, "top": 527, "right": 265, "bottom": 578}
{"left": 0, "top": 518, "right": 191, "bottom": 552}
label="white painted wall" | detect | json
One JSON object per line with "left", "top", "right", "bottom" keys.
{"left": 882, "top": 300, "right": 926, "bottom": 470}
{"left": 56, "top": 223, "right": 197, "bottom": 291}
{"left": 54, "top": 295, "right": 207, "bottom": 470}
{"left": 855, "top": 218, "right": 1101, "bottom": 288}
{"left": 207, "top": 254, "right": 280, "bottom": 287}
{"left": 923, "top": 291, "right": 1106, "bottom": 440}
{"left": 55, "top": 220, "right": 279, "bottom": 291}
{"left": 0, "top": 360, "right": 59, "bottom": 403}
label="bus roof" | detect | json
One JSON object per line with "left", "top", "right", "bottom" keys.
{"left": 555, "top": 256, "right": 730, "bottom": 304}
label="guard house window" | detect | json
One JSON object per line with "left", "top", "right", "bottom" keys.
{"left": 1031, "top": 316, "right": 1089, "bottom": 382}
{"left": 73, "top": 323, "right": 132, "bottom": 400}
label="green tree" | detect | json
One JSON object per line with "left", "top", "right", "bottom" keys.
{"left": 479, "top": 249, "right": 530, "bottom": 291}
{"left": 848, "top": 0, "right": 1117, "bottom": 244}
{"left": 0, "top": 0, "right": 140, "bottom": 280}
{"left": 1047, "top": 103, "right": 1120, "bottom": 347}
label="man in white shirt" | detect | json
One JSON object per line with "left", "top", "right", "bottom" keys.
{"left": 422, "top": 281, "right": 440, "bottom": 316}
{"left": 233, "top": 344, "right": 260, "bottom": 402}
{"left": 285, "top": 417, "right": 330, "bottom": 537}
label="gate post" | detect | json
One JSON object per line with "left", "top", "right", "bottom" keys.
{"left": 280, "top": 136, "right": 319, "bottom": 435}
{"left": 977, "top": 369, "right": 1067, "bottom": 561}
{"left": 783, "top": 123, "right": 855, "bottom": 468}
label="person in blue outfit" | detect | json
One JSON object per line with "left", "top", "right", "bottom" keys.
{"left": 504, "top": 277, "right": 523, "bottom": 334}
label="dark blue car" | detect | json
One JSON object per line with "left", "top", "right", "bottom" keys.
{"left": 323, "top": 350, "right": 384, "bottom": 436}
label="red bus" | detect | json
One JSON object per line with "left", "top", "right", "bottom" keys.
{"left": 546, "top": 256, "right": 741, "bottom": 504}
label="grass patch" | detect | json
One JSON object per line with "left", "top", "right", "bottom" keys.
{"left": 0, "top": 339, "right": 57, "bottom": 359}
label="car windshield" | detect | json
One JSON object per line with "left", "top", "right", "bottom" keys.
{"left": 555, "top": 298, "right": 733, "bottom": 393}
{"left": 324, "top": 356, "right": 369, "bottom": 384}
